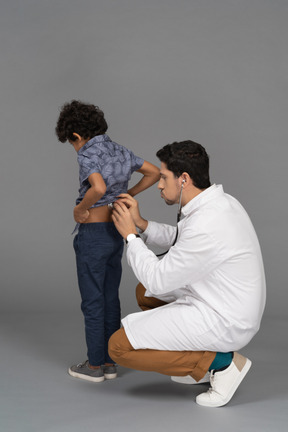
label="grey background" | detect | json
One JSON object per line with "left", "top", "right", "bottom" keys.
{"left": 1, "top": 0, "right": 287, "bottom": 318}
{"left": 0, "top": 1, "right": 287, "bottom": 431}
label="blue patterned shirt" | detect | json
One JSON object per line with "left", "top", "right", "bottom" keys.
{"left": 76, "top": 134, "right": 144, "bottom": 207}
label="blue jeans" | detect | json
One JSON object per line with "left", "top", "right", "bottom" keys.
{"left": 73, "top": 223, "right": 124, "bottom": 366}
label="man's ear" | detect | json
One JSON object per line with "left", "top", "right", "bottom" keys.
{"left": 181, "top": 172, "right": 190, "bottom": 186}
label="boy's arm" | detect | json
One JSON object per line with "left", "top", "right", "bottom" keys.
{"left": 127, "top": 161, "right": 160, "bottom": 197}
{"left": 74, "top": 172, "right": 106, "bottom": 223}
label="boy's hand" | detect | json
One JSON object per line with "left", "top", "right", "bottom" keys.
{"left": 74, "top": 205, "right": 89, "bottom": 223}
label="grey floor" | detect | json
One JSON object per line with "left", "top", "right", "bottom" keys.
{"left": 0, "top": 312, "right": 287, "bottom": 432}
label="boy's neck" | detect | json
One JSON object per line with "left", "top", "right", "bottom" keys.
{"left": 71, "top": 136, "right": 91, "bottom": 153}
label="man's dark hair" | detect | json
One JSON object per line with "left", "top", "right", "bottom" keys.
{"left": 55, "top": 100, "right": 108, "bottom": 143}
{"left": 156, "top": 140, "right": 211, "bottom": 189}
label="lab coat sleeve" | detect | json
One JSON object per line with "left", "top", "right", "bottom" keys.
{"left": 127, "top": 223, "right": 224, "bottom": 296}
{"left": 141, "top": 221, "right": 177, "bottom": 249}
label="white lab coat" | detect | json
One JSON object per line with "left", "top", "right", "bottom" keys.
{"left": 121, "top": 185, "right": 266, "bottom": 352}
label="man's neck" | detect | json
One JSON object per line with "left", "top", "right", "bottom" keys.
{"left": 182, "top": 187, "right": 206, "bottom": 206}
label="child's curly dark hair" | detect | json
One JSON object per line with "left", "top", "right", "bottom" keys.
{"left": 55, "top": 100, "right": 108, "bottom": 143}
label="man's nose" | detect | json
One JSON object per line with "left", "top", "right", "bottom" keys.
{"left": 158, "top": 179, "right": 164, "bottom": 189}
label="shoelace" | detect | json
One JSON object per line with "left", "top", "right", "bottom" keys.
{"left": 76, "top": 360, "right": 88, "bottom": 368}
{"left": 206, "top": 371, "right": 223, "bottom": 396}
{"left": 206, "top": 372, "right": 215, "bottom": 393}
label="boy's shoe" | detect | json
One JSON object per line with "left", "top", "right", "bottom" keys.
{"left": 196, "top": 353, "right": 252, "bottom": 407}
{"left": 68, "top": 360, "right": 104, "bottom": 383}
{"left": 171, "top": 372, "right": 210, "bottom": 385}
{"left": 103, "top": 364, "right": 118, "bottom": 380}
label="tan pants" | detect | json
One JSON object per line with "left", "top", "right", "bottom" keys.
{"left": 108, "top": 283, "right": 216, "bottom": 382}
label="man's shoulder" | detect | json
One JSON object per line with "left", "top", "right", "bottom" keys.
{"left": 182, "top": 193, "right": 232, "bottom": 232}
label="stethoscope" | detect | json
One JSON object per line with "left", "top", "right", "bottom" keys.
{"left": 157, "top": 179, "right": 185, "bottom": 257}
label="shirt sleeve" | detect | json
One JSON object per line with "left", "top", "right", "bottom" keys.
{"left": 126, "top": 223, "right": 225, "bottom": 296}
{"left": 129, "top": 150, "right": 144, "bottom": 172}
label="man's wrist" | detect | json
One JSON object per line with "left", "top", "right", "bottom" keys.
{"left": 125, "top": 233, "right": 141, "bottom": 244}
{"left": 135, "top": 218, "right": 148, "bottom": 232}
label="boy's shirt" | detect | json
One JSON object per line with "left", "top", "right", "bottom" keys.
{"left": 76, "top": 134, "right": 144, "bottom": 207}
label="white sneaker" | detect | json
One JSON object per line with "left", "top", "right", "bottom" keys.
{"left": 196, "top": 353, "right": 252, "bottom": 407}
{"left": 171, "top": 372, "right": 210, "bottom": 385}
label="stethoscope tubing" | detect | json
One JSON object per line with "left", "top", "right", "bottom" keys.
{"left": 156, "top": 181, "right": 184, "bottom": 257}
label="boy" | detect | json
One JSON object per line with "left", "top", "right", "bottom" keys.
{"left": 55, "top": 100, "right": 160, "bottom": 382}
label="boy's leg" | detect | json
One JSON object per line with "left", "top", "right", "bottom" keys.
{"left": 73, "top": 225, "right": 109, "bottom": 367}
{"left": 103, "top": 227, "right": 124, "bottom": 365}
{"left": 109, "top": 328, "right": 215, "bottom": 382}
{"left": 136, "top": 283, "right": 168, "bottom": 311}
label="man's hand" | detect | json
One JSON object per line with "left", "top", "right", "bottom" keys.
{"left": 114, "top": 194, "right": 148, "bottom": 232}
{"left": 112, "top": 200, "right": 138, "bottom": 239}
{"left": 73, "top": 205, "right": 89, "bottom": 223}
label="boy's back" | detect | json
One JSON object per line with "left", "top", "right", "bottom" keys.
{"left": 77, "top": 134, "right": 144, "bottom": 208}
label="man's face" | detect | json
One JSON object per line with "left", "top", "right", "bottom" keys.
{"left": 158, "top": 162, "right": 181, "bottom": 205}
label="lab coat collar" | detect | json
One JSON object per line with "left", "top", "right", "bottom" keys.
{"left": 181, "top": 184, "right": 224, "bottom": 217}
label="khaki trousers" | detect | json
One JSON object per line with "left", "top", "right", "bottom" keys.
{"left": 108, "top": 283, "right": 216, "bottom": 382}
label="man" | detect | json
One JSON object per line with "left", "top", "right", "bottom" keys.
{"left": 110, "top": 140, "right": 266, "bottom": 407}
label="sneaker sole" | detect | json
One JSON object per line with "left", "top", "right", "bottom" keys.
{"left": 171, "top": 374, "right": 210, "bottom": 385}
{"left": 196, "top": 359, "right": 252, "bottom": 407}
{"left": 104, "top": 373, "right": 117, "bottom": 380}
{"left": 68, "top": 368, "right": 105, "bottom": 383}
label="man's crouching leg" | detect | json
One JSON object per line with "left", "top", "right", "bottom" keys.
{"left": 108, "top": 328, "right": 135, "bottom": 369}
{"left": 108, "top": 328, "right": 215, "bottom": 382}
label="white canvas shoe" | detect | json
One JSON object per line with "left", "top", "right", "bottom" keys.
{"left": 171, "top": 372, "right": 210, "bottom": 385}
{"left": 196, "top": 353, "right": 252, "bottom": 407}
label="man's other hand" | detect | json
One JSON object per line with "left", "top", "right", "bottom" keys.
{"left": 112, "top": 200, "right": 138, "bottom": 239}
{"left": 114, "top": 194, "right": 148, "bottom": 232}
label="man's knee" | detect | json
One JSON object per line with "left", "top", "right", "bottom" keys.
{"left": 108, "top": 328, "right": 133, "bottom": 363}
{"left": 108, "top": 330, "right": 121, "bottom": 362}
{"left": 136, "top": 282, "right": 168, "bottom": 311}
{"left": 136, "top": 283, "right": 147, "bottom": 310}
